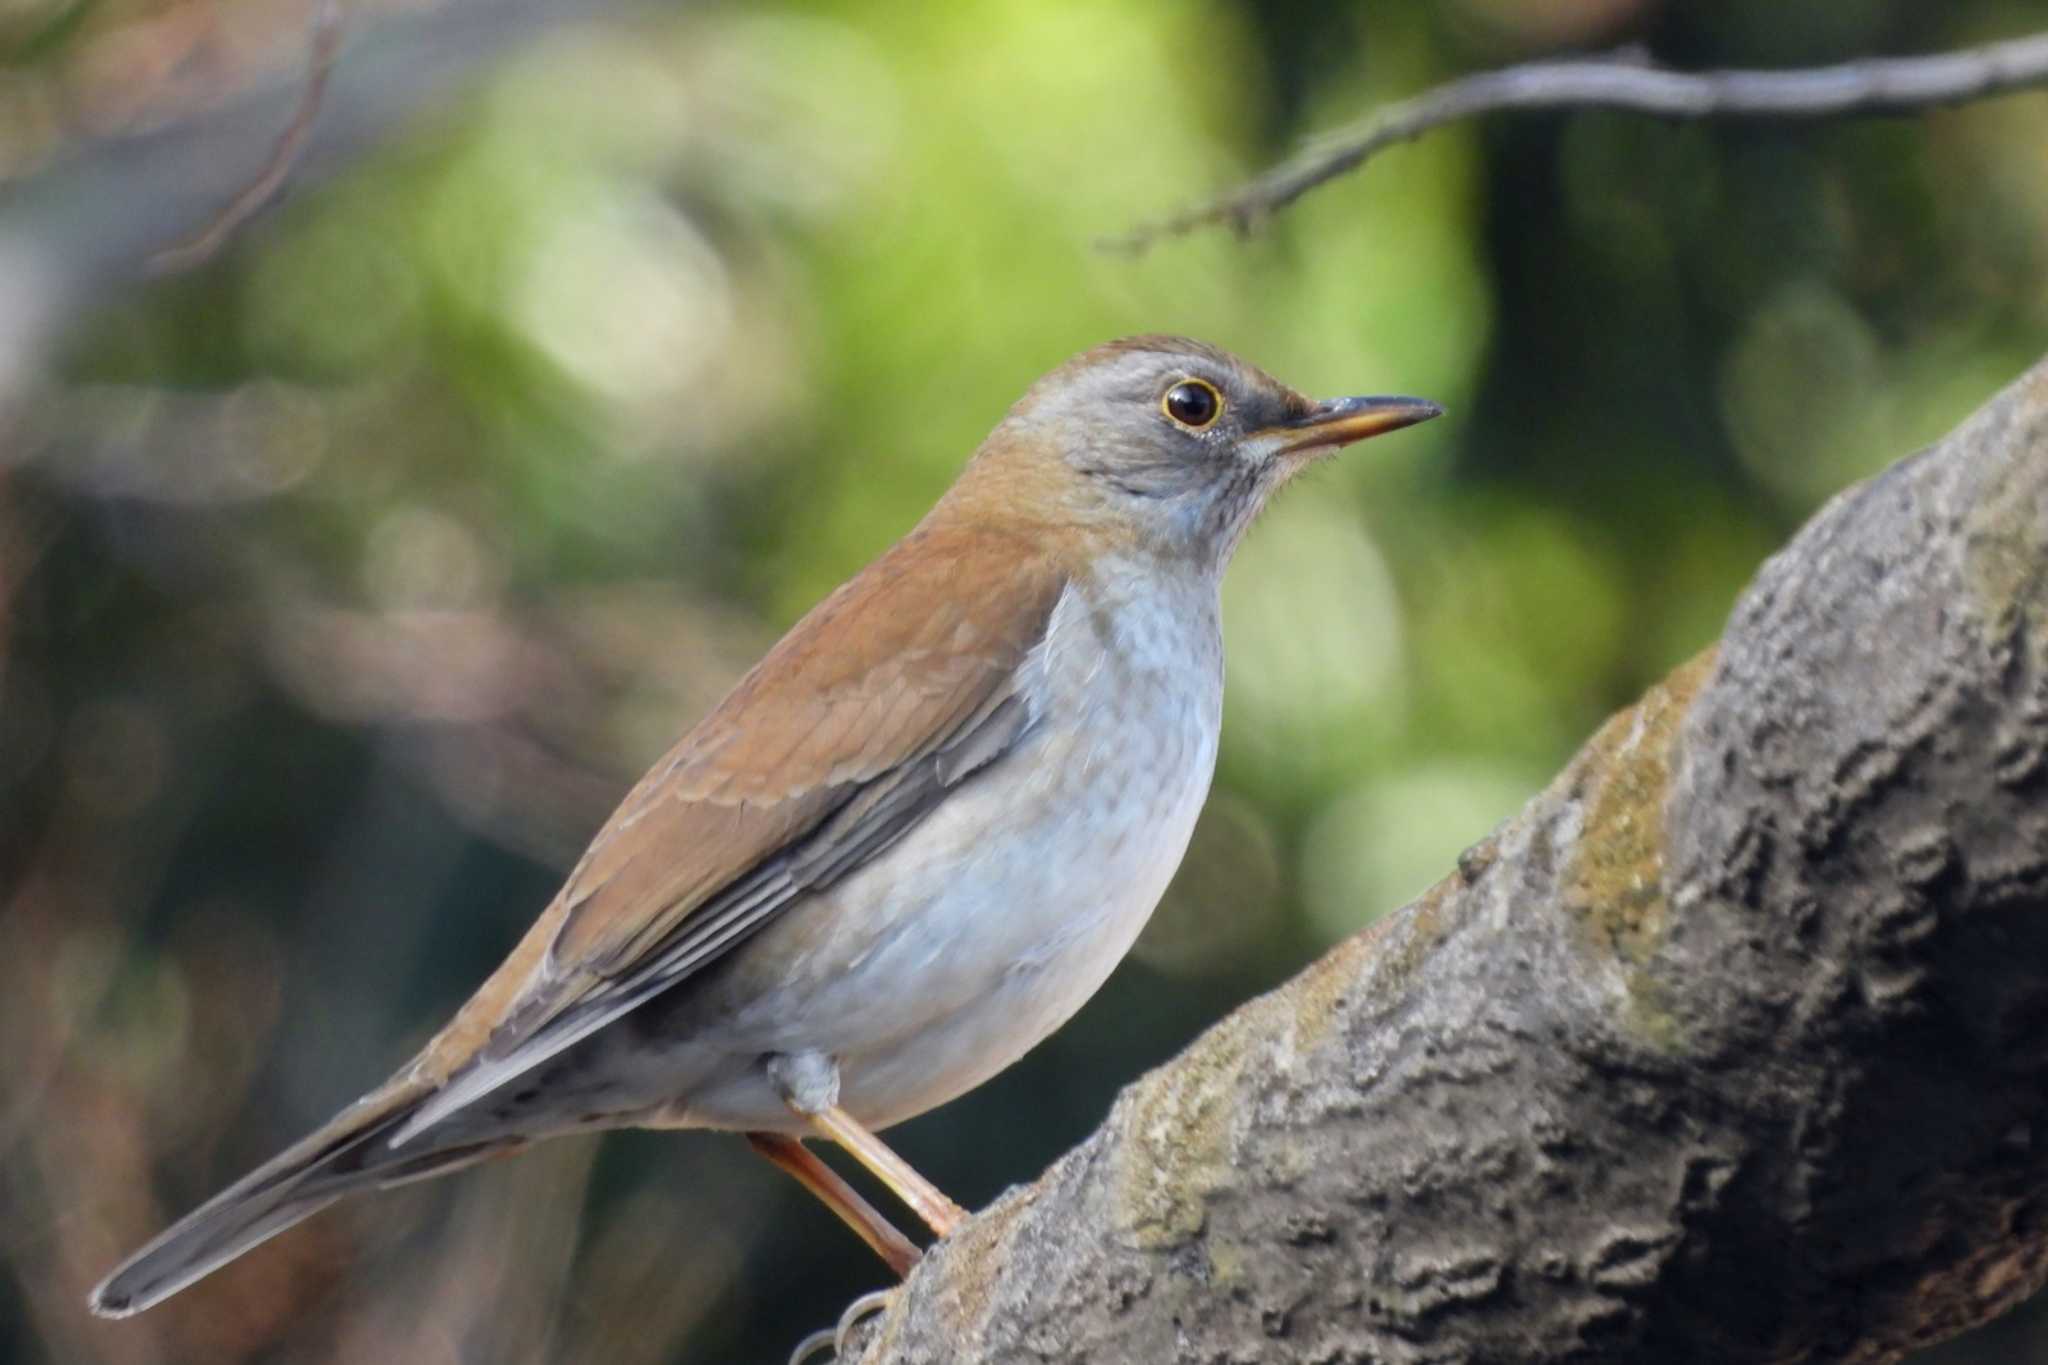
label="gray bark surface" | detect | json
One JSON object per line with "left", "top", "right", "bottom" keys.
{"left": 847, "top": 358, "right": 2048, "bottom": 1364}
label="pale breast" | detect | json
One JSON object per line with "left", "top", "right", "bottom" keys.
{"left": 639, "top": 566, "right": 1227, "bottom": 1131}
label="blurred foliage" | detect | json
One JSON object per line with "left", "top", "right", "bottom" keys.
{"left": 3, "top": 0, "right": 2048, "bottom": 1361}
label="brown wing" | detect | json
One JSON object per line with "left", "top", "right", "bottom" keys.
{"left": 390, "top": 522, "right": 1068, "bottom": 1142}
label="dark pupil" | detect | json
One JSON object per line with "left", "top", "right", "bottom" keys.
{"left": 1168, "top": 383, "right": 1216, "bottom": 426}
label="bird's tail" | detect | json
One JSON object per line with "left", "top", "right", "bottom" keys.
{"left": 88, "top": 1076, "right": 513, "bottom": 1319}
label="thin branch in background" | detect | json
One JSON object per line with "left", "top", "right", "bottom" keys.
{"left": 1106, "top": 29, "right": 2048, "bottom": 252}
{"left": 146, "top": 0, "right": 344, "bottom": 274}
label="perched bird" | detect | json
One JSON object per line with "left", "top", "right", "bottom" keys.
{"left": 89, "top": 336, "right": 1439, "bottom": 1318}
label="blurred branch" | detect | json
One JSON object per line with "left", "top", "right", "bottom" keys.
{"left": 1109, "top": 31, "right": 2048, "bottom": 249}
{"left": 843, "top": 356, "right": 2048, "bottom": 1361}
{"left": 145, "top": 0, "right": 345, "bottom": 274}
{"left": 0, "top": 0, "right": 657, "bottom": 353}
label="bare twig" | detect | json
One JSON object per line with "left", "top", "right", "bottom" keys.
{"left": 146, "top": 0, "right": 345, "bottom": 274}
{"left": 1108, "top": 30, "right": 2048, "bottom": 251}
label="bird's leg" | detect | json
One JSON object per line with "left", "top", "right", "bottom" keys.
{"left": 807, "top": 1107, "right": 968, "bottom": 1237}
{"left": 744, "top": 1133, "right": 919, "bottom": 1276}
{"left": 765, "top": 1052, "right": 970, "bottom": 1239}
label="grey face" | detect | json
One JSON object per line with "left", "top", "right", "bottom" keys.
{"left": 1010, "top": 338, "right": 1317, "bottom": 564}
{"left": 994, "top": 336, "right": 1441, "bottom": 570}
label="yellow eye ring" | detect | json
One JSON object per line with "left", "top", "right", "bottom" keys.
{"left": 1162, "top": 379, "right": 1224, "bottom": 431}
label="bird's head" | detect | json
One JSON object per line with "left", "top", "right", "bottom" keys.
{"left": 945, "top": 336, "right": 1441, "bottom": 573}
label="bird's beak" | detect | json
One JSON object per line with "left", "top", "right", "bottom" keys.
{"left": 1254, "top": 395, "right": 1443, "bottom": 458}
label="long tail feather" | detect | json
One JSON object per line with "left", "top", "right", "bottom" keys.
{"left": 87, "top": 1078, "right": 503, "bottom": 1318}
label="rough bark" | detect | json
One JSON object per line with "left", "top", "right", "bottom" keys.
{"left": 848, "top": 357, "right": 2048, "bottom": 1364}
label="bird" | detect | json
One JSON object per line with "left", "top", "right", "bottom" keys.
{"left": 88, "top": 335, "right": 1440, "bottom": 1319}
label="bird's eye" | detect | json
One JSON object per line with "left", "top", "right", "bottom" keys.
{"left": 1162, "top": 379, "right": 1223, "bottom": 431}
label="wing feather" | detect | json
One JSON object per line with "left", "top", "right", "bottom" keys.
{"left": 391, "top": 524, "right": 1067, "bottom": 1144}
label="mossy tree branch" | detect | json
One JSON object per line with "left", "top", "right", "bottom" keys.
{"left": 844, "top": 356, "right": 2048, "bottom": 1363}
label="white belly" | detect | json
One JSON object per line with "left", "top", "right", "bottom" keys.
{"left": 629, "top": 570, "right": 1224, "bottom": 1131}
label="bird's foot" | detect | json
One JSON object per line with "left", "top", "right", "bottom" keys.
{"left": 787, "top": 1288, "right": 899, "bottom": 1365}
{"left": 837, "top": 1288, "right": 900, "bottom": 1359}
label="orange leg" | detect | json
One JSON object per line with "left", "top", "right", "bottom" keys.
{"left": 745, "top": 1132, "right": 920, "bottom": 1276}
{"left": 805, "top": 1106, "right": 968, "bottom": 1239}
{"left": 759, "top": 1052, "right": 969, "bottom": 1242}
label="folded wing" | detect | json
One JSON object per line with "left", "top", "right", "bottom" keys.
{"left": 392, "top": 523, "right": 1069, "bottom": 1141}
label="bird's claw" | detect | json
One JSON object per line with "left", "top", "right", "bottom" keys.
{"left": 837, "top": 1287, "right": 898, "bottom": 1355}
{"left": 788, "top": 1327, "right": 837, "bottom": 1365}
{"left": 787, "top": 1287, "right": 899, "bottom": 1365}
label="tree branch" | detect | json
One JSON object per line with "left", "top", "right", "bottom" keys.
{"left": 839, "top": 356, "right": 2048, "bottom": 1362}
{"left": 1108, "top": 31, "right": 2048, "bottom": 250}
{"left": 144, "top": 0, "right": 345, "bottom": 275}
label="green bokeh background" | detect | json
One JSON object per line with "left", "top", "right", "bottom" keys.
{"left": 5, "top": 0, "right": 2047, "bottom": 1360}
